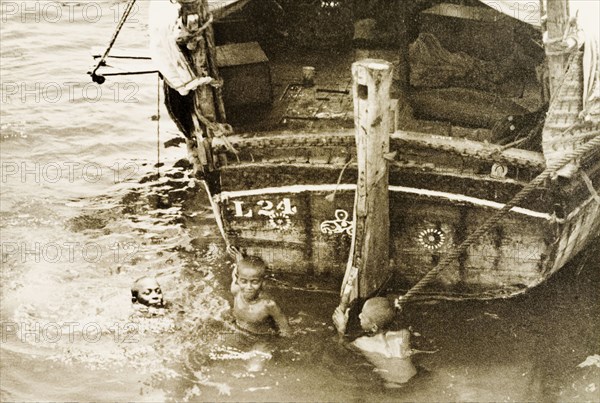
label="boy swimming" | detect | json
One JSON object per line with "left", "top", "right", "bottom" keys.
{"left": 131, "top": 276, "right": 165, "bottom": 309}
{"left": 333, "top": 297, "right": 418, "bottom": 387}
{"left": 230, "top": 256, "right": 292, "bottom": 337}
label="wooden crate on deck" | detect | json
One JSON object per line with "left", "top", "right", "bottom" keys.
{"left": 419, "top": 3, "right": 515, "bottom": 63}
{"left": 216, "top": 42, "right": 273, "bottom": 108}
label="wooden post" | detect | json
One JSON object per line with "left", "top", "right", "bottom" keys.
{"left": 348, "top": 59, "right": 393, "bottom": 299}
{"left": 545, "top": 0, "right": 570, "bottom": 96}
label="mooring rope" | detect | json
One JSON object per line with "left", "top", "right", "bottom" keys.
{"left": 89, "top": 0, "right": 137, "bottom": 81}
{"left": 198, "top": 179, "right": 242, "bottom": 261}
{"left": 199, "top": 180, "right": 228, "bottom": 245}
{"left": 395, "top": 133, "right": 600, "bottom": 309}
{"left": 394, "top": 44, "right": 593, "bottom": 309}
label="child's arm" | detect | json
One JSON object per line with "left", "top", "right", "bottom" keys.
{"left": 266, "top": 300, "right": 292, "bottom": 337}
{"left": 332, "top": 306, "right": 349, "bottom": 336}
{"left": 228, "top": 246, "right": 243, "bottom": 295}
{"left": 230, "top": 265, "right": 240, "bottom": 295}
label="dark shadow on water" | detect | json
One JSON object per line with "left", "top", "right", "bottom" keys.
{"left": 400, "top": 238, "right": 600, "bottom": 402}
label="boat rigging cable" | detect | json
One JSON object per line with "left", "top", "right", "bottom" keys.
{"left": 88, "top": 0, "right": 138, "bottom": 84}
{"left": 395, "top": 132, "right": 600, "bottom": 310}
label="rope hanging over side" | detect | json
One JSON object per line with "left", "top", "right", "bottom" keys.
{"left": 326, "top": 158, "right": 354, "bottom": 203}
{"left": 198, "top": 179, "right": 242, "bottom": 261}
{"left": 395, "top": 133, "right": 600, "bottom": 310}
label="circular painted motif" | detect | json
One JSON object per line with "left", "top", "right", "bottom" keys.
{"left": 417, "top": 228, "right": 445, "bottom": 250}
{"left": 269, "top": 212, "right": 292, "bottom": 231}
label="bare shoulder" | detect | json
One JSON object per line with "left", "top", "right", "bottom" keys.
{"left": 385, "top": 329, "right": 411, "bottom": 340}
{"left": 352, "top": 334, "right": 385, "bottom": 353}
{"left": 230, "top": 283, "right": 240, "bottom": 295}
{"left": 263, "top": 297, "right": 281, "bottom": 310}
{"left": 384, "top": 329, "right": 411, "bottom": 346}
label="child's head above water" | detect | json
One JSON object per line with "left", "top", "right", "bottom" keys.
{"left": 358, "top": 297, "right": 396, "bottom": 333}
{"left": 236, "top": 256, "right": 267, "bottom": 301}
{"left": 131, "top": 276, "right": 164, "bottom": 308}
{"left": 237, "top": 255, "right": 267, "bottom": 274}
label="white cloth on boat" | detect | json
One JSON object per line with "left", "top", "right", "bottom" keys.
{"left": 577, "top": 2, "right": 599, "bottom": 121}
{"left": 148, "top": 0, "right": 205, "bottom": 96}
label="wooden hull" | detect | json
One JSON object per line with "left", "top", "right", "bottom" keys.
{"left": 168, "top": 0, "right": 599, "bottom": 300}
{"left": 211, "top": 131, "right": 600, "bottom": 299}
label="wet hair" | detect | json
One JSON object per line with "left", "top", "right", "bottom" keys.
{"left": 237, "top": 255, "right": 267, "bottom": 275}
{"left": 131, "top": 276, "right": 158, "bottom": 304}
{"left": 362, "top": 297, "right": 396, "bottom": 329}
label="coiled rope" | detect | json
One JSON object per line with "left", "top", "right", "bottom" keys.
{"left": 395, "top": 133, "right": 600, "bottom": 309}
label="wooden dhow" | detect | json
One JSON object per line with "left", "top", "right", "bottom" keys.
{"left": 91, "top": 0, "right": 599, "bottom": 302}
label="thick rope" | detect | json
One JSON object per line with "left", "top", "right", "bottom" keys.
{"left": 198, "top": 179, "right": 241, "bottom": 260}
{"left": 90, "top": 0, "right": 137, "bottom": 78}
{"left": 199, "top": 180, "right": 229, "bottom": 247}
{"left": 395, "top": 133, "right": 600, "bottom": 309}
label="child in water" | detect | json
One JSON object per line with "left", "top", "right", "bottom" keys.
{"left": 230, "top": 256, "right": 292, "bottom": 337}
{"left": 333, "top": 297, "right": 417, "bottom": 387}
{"left": 131, "top": 276, "right": 166, "bottom": 313}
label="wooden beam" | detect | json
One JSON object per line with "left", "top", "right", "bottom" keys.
{"left": 545, "top": 0, "right": 570, "bottom": 96}
{"left": 180, "top": 0, "right": 228, "bottom": 174}
{"left": 349, "top": 59, "right": 393, "bottom": 298}
{"left": 213, "top": 129, "right": 546, "bottom": 169}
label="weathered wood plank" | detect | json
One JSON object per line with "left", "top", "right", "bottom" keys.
{"left": 214, "top": 129, "right": 546, "bottom": 169}
{"left": 350, "top": 59, "right": 393, "bottom": 298}
{"left": 545, "top": 0, "right": 570, "bottom": 96}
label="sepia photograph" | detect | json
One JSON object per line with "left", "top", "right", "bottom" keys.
{"left": 1, "top": 0, "right": 599, "bottom": 401}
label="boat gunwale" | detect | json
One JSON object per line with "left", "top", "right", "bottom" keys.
{"left": 212, "top": 182, "right": 555, "bottom": 221}
{"left": 211, "top": 128, "right": 547, "bottom": 169}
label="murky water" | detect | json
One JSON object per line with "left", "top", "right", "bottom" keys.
{"left": 1, "top": 1, "right": 599, "bottom": 401}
